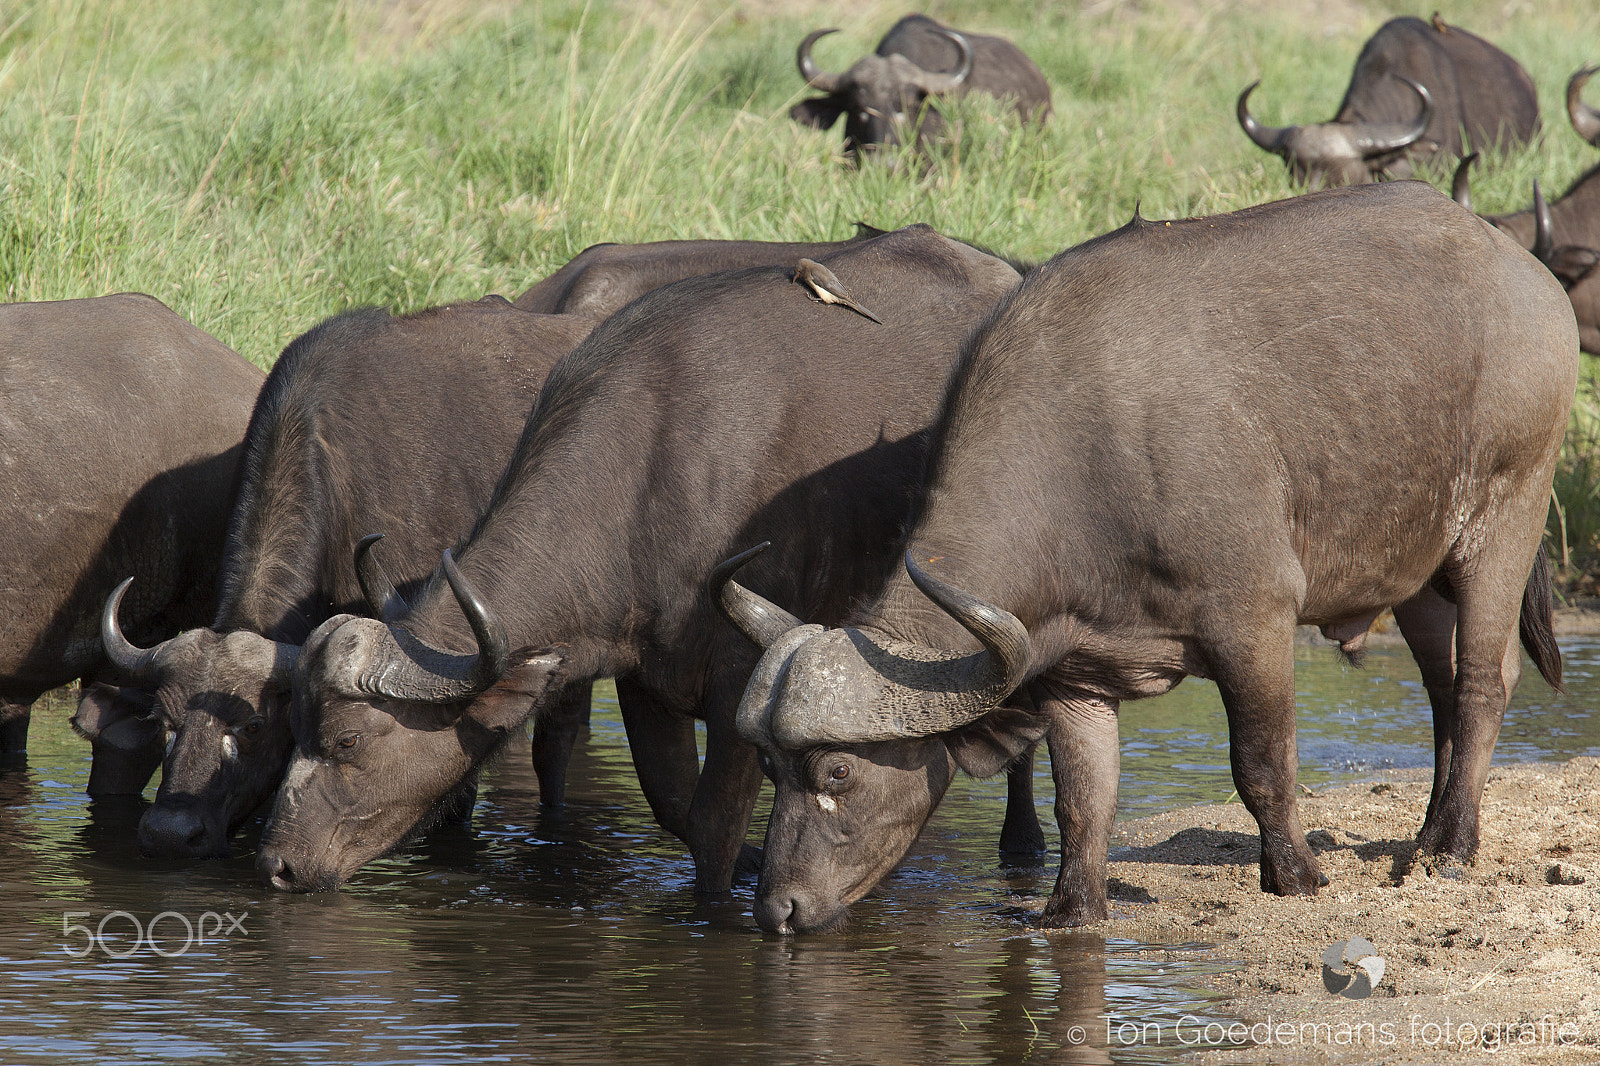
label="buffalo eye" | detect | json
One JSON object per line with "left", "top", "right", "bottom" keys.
{"left": 241, "top": 717, "right": 264, "bottom": 737}
{"left": 829, "top": 763, "right": 850, "bottom": 782}
{"left": 335, "top": 732, "right": 361, "bottom": 753}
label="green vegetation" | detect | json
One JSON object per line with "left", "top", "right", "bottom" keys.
{"left": 4, "top": 0, "right": 1600, "bottom": 570}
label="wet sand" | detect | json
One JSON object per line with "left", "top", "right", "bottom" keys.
{"left": 1021, "top": 758, "right": 1600, "bottom": 1063}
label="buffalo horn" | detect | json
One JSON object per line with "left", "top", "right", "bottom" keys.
{"left": 710, "top": 542, "right": 804, "bottom": 649}
{"left": 902, "top": 552, "right": 1032, "bottom": 702}
{"left": 1533, "top": 180, "right": 1554, "bottom": 264}
{"left": 1450, "top": 151, "right": 1479, "bottom": 211}
{"left": 1236, "top": 81, "right": 1291, "bottom": 156}
{"left": 363, "top": 549, "right": 510, "bottom": 703}
{"left": 760, "top": 554, "right": 1033, "bottom": 748}
{"left": 1350, "top": 75, "right": 1432, "bottom": 156}
{"left": 1568, "top": 65, "right": 1600, "bottom": 146}
{"left": 908, "top": 27, "right": 973, "bottom": 94}
{"left": 101, "top": 578, "right": 170, "bottom": 682}
{"left": 797, "top": 28, "right": 843, "bottom": 93}
{"left": 354, "top": 533, "right": 410, "bottom": 623}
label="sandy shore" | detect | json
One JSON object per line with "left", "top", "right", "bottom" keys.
{"left": 1033, "top": 758, "right": 1600, "bottom": 1063}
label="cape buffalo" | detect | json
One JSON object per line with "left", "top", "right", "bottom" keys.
{"left": 512, "top": 226, "right": 886, "bottom": 320}
{"left": 716, "top": 182, "right": 1576, "bottom": 934}
{"left": 102, "top": 296, "right": 594, "bottom": 857}
{"left": 0, "top": 294, "right": 261, "bottom": 794}
{"left": 255, "top": 225, "right": 1024, "bottom": 893}
{"left": 1453, "top": 156, "right": 1600, "bottom": 354}
{"left": 790, "top": 14, "right": 1051, "bottom": 157}
{"left": 1237, "top": 15, "right": 1538, "bottom": 188}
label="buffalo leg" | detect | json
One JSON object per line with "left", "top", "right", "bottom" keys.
{"left": 1036, "top": 684, "right": 1121, "bottom": 927}
{"left": 615, "top": 678, "right": 699, "bottom": 841}
{"left": 685, "top": 669, "right": 765, "bottom": 893}
{"left": 530, "top": 680, "right": 591, "bottom": 807}
{"left": 1415, "top": 523, "right": 1536, "bottom": 860}
{"left": 999, "top": 740, "right": 1046, "bottom": 857}
{"left": 0, "top": 698, "right": 30, "bottom": 754}
{"left": 1392, "top": 583, "right": 1457, "bottom": 829}
{"left": 1212, "top": 627, "right": 1323, "bottom": 897}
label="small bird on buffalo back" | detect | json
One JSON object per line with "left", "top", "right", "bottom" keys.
{"left": 793, "top": 258, "right": 883, "bottom": 323}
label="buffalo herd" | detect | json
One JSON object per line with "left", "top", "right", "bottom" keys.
{"left": 3, "top": 12, "right": 1596, "bottom": 934}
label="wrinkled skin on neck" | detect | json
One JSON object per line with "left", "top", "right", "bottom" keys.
{"left": 256, "top": 613, "right": 563, "bottom": 891}
{"left": 135, "top": 629, "right": 295, "bottom": 858}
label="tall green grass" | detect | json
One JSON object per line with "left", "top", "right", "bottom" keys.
{"left": 4, "top": 0, "right": 1600, "bottom": 570}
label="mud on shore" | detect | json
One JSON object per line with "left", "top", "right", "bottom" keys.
{"left": 1018, "top": 759, "right": 1600, "bottom": 1063}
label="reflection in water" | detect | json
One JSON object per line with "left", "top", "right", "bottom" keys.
{"left": 2, "top": 640, "right": 1596, "bottom": 1063}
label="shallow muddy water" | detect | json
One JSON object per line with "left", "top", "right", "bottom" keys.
{"left": 1, "top": 639, "right": 1597, "bottom": 1064}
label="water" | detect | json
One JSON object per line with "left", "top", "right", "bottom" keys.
{"left": 2, "top": 638, "right": 1598, "bottom": 1064}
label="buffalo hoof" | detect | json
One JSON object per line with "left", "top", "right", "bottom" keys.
{"left": 998, "top": 814, "right": 1047, "bottom": 859}
{"left": 1258, "top": 844, "right": 1324, "bottom": 896}
{"left": 1416, "top": 816, "right": 1479, "bottom": 862}
{"left": 1038, "top": 891, "right": 1107, "bottom": 928}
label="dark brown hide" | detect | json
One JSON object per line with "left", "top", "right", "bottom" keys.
{"left": 791, "top": 14, "right": 1051, "bottom": 156}
{"left": 124, "top": 297, "right": 593, "bottom": 859}
{"left": 735, "top": 182, "right": 1576, "bottom": 934}
{"left": 0, "top": 294, "right": 260, "bottom": 792}
{"left": 1238, "top": 16, "right": 1539, "bottom": 187}
{"left": 257, "top": 226, "right": 1023, "bottom": 894}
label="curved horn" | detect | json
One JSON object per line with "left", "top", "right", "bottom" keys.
{"left": 1236, "top": 81, "right": 1291, "bottom": 156}
{"left": 759, "top": 554, "right": 1034, "bottom": 749}
{"left": 1533, "top": 179, "right": 1555, "bottom": 263}
{"left": 903, "top": 553, "right": 1032, "bottom": 700}
{"left": 354, "top": 533, "right": 409, "bottom": 623}
{"left": 1350, "top": 75, "right": 1432, "bottom": 156}
{"left": 1450, "top": 151, "right": 1479, "bottom": 210}
{"left": 1568, "top": 64, "right": 1600, "bottom": 146}
{"left": 710, "top": 542, "right": 804, "bottom": 649}
{"left": 797, "top": 28, "right": 843, "bottom": 93}
{"left": 362, "top": 550, "right": 509, "bottom": 703}
{"left": 907, "top": 27, "right": 973, "bottom": 94}
{"left": 101, "top": 578, "right": 170, "bottom": 682}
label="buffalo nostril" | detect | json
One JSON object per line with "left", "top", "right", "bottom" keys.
{"left": 755, "top": 894, "right": 797, "bottom": 935}
{"left": 261, "top": 854, "right": 297, "bottom": 892}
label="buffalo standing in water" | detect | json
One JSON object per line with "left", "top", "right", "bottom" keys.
{"left": 1238, "top": 15, "right": 1538, "bottom": 188}
{"left": 791, "top": 14, "right": 1051, "bottom": 158}
{"left": 103, "top": 297, "right": 593, "bottom": 857}
{"left": 256, "top": 226, "right": 1025, "bottom": 893}
{"left": 718, "top": 183, "right": 1575, "bottom": 934}
{"left": 0, "top": 294, "right": 261, "bottom": 793}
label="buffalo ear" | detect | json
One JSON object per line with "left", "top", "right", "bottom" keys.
{"left": 70, "top": 681, "right": 156, "bottom": 746}
{"left": 463, "top": 647, "right": 568, "bottom": 734}
{"left": 1545, "top": 244, "right": 1600, "bottom": 290}
{"left": 791, "top": 96, "right": 845, "bottom": 130}
{"left": 947, "top": 706, "right": 1050, "bottom": 779}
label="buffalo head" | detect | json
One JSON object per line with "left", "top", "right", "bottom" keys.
{"left": 713, "top": 545, "right": 1045, "bottom": 934}
{"left": 255, "top": 540, "right": 565, "bottom": 892}
{"left": 101, "top": 578, "right": 299, "bottom": 857}
{"left": 790, "top": 26, "right": 972, "bottom": 156}
{"left": 1236, "top": 74, "right": 1433, "bottom": 188}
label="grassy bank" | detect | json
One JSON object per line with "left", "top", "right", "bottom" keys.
{"left": 4, "top": 0, "right": 1600, "bottom": 563}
